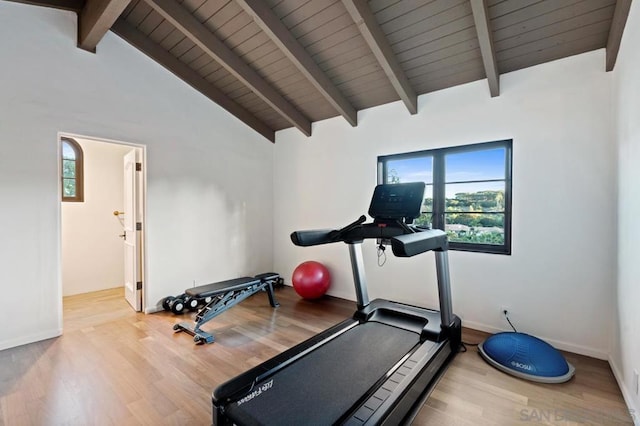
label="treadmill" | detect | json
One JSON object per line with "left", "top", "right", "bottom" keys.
{"left": 212, "top": 182, "right": 461, "bottom": 425}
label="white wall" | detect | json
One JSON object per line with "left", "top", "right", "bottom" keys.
{"left": 0, "top": 3, "right": 274, "bottom": 350}
{"left": 61, "top": 138, "right": 131, "bottom": 296}
{"left": 612, "top": 0, "right": 640, "bottom": 420}
{"left": 274, "top": 50, "right": 616, "bottom": 359}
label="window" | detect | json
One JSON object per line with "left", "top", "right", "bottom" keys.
{"left": 61, "top": 137, "right": 84, "bottom": 202}
{"left": 378, "top": 140, "right": 512, "bottom": 254}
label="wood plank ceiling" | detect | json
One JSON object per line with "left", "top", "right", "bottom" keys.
{"left": 7, "top": 0, "right": 632, "bottom": 142}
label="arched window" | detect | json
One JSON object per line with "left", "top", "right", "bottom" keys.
{"left": 61, "top": 137, "right": 84, "bottom": 202}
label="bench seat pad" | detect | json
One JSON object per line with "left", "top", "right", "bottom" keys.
{"left": 185, "top": 277, "right": 260, "bottom": 298}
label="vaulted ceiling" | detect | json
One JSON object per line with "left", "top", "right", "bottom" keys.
{"left": 8, "top": 0, "right": 633, "bottom": 142}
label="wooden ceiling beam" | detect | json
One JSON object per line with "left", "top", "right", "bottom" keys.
{"left": 78, "top": 0, "right": 132, "bottom": 52}
{"left": 236, "top": 0, "right": 357, "bottom": 127}
{"left": 470, "top": 0, "right": 500, "bottom": 97}
{"left": 606, "top": 0, "right": 632, "bottom": 72}
{"left": 3, "top": 0, "right": 85, "bottom": 12}
{"left": 111, "top": 19, "right": 275, "bottom": 143}
{"left": 144, "top": 0, "right": 311, "bottom": 136}
{"left": 342, "top": 0, "right": 417, "bottom": 115}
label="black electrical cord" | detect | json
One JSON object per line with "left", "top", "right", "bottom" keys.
{"left": 504, "top": 311, "right": 518, "bottom": 332}
{"left": 460, "top": 312, "right": 518, "bottom": 353}
{"left": 377, "top": 244, "right": 387, "bottom": 266}
{"left": 460, "top": 341, "right": 481, "bottom": 353}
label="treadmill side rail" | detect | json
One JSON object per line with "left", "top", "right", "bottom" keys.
{"left": 356, "top": 340, "right": 447, "bottom": 426}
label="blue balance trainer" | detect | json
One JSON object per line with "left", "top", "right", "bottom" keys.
{"left": 478, "top": 332, "right": 575, "bottom": 383}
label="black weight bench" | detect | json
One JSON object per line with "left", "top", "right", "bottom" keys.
{"left": 173, "top": 272, "right": 280, "bottom": 345}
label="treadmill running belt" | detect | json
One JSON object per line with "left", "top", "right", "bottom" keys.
{"left": 225, "top": 322, "right": 418, "bottom": 425}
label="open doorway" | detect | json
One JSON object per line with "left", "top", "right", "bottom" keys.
{"left": 59, "top": 134, "right": 146, "bottom": 318}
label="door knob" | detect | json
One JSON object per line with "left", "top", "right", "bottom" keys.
{"left": 119, "top": 232, "right": 126, "bottom": 239}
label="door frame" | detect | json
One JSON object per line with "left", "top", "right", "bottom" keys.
{"left": 57, "top": 132, "right": 148, "bottom": 321}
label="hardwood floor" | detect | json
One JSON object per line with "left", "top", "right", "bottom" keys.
{"left": 0, "top": 287, "right": 633, "bottom": 425}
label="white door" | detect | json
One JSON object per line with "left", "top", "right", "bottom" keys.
{"left": 123, "top": 149, "right": 142, "bottom": 311}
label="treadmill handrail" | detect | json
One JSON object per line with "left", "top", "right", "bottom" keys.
{"left": 292, "top": 221, "right": 448, "bottom": 255}
{"left": 391, "top": 229, "right": 448, "bottom": 257}
{"left": 290, "top": 215, "right": 368, "bottom": 246}
{"left": 290, "top": 229, "right": 336, "bottom": 246}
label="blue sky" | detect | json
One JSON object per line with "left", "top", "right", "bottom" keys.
{"left": 446, "top": 148, "right": 505, "bottom": 182}
{"left": 62, "top": 142, "right": 76, "bottom": 160}
{"left": 386, "top": 148, "right": 506, "bottom": 198}
{"left": 387, "top": 156, "right": 433, "bottom": 182}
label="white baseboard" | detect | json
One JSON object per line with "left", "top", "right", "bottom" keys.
{"left": 609, "top": 356, "right": 640, "bottom": 426}
{"left": 462, "top": 319, "right": 609, "bottom": 360}
{"left": 0, "top": 328, "right": 62, "bottom": 352}
{"left": 144, "top": 305, "right": 163, "bottom": 314}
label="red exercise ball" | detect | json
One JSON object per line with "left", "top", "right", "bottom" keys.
{"left": 292, "top": 261, "right": 331, "bottom": 299}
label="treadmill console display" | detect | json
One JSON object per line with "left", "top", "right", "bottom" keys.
{"left": 368, "top": 182, "right": 426, "bottom": 221}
